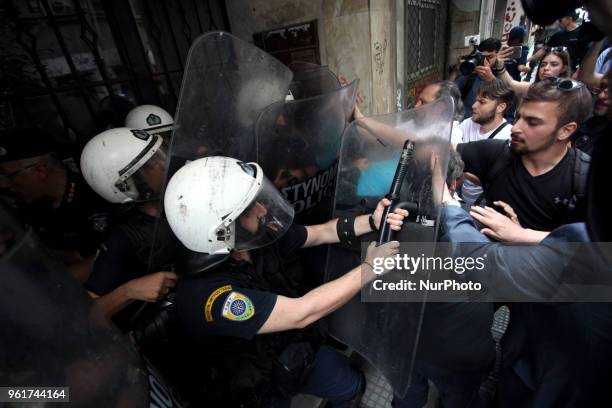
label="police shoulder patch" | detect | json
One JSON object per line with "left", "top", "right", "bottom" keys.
{"left": 221, "top": 291, "right": 255, "bottom": 322}
{"left": 204, "top": 285, "right": 232, "bottom": 322}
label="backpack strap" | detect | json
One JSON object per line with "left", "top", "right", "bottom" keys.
{"left": 474, "top": 143, "right": 513, "bottom": 206}
{"left": 567, "top": 148, "right": 591, "bottom": 213}
{"left": 487, "top": 122, "right": 509, "bottom": 139}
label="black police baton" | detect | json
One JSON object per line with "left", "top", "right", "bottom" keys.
{"left": 376, "top": 140, "right": 419, "bottom": 245}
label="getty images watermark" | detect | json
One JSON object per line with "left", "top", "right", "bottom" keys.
{"left": 370, "top": 252, "right": 485, "bottom": 292}
{"left": 371, "top": 253, "right": 487, "bottom": 298}
{"left": 357, "top": 242, "right": 612, "bottom": 302}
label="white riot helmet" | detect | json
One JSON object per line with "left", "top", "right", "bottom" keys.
{"left": 125, "top": 105, "right": 174, "bottom": 135}
{"left": 164, "top": 156, "right": 295, "bottom": 254}
{"left": 81, "top": 127, "right": 166, "bottom": 203}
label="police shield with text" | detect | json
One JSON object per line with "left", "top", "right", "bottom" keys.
{"left": 163, "top": 156, "right": 406, "bottom": 405}
{"left": 255, "top": 77, "right": 358, "bottom": 224}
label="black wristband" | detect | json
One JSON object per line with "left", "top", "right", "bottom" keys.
{"left": 336, "top": 215, "right": 357, "bottom": 246}
{"left": 369, "top": 214, "right": 378, "bottom": 231}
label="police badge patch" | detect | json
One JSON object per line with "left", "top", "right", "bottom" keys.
{"left": 221, "top": 291, "right": 255, "bottom": 321}
{"left": 131, "top": 129, "right": 150, "bottom": 140}
{"left": 146, "top": 114, "right": 162, "bottom": 126}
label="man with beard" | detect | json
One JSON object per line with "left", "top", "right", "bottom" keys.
{"left": 455, "top": 78, "right": 592, "bottom": 242}
{"left": 458, "top": 80, "right": 514, "bottom": 206}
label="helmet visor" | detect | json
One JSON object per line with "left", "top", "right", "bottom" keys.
{"left": 234, "top": 174, "right": 295, "bottom": 251}
{"left": 114, "top": 144, "right": 167, "bottom": 202}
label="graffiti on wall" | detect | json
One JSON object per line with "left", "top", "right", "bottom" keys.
{"left": 501, "top": 0, "right": 525, "bottom": 44}
{"left": 373, "top": 39, "right": 388, "bottom": 78}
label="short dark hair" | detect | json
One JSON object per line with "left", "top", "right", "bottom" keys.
{"left": 434, "top": 81, "right": 464, "bottom": 122}
{"left": 563, "top": 9, "right": 579, "bottom": 21}
{"left": 446, "top": 149, "right": 464, "bottom": 187}
{"left": 522, "top": 80, "right": 592, "bottom": 128}
{"left": 478, "top": 80, "right": 515, "bottom": 112}
{"left": 478, "top": 38, "right": 502, "bottom": 53}
{"left": 0, "top": 127, "right": 56, "bottom": 163}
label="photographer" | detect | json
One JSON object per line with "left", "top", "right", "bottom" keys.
{"left": 452, "top": 38, "right": 503, "bottom": 119}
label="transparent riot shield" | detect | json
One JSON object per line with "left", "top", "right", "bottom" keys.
{"left": 288, "top": 62, "right": 342, "bottom": 99}
{"left": 324, "top": 97, "right": 454, "bottom": 398}
{"left": 167, "top": 31, "right": 293, "bottom": 171}
{"left": 151, "top": 31, "right": 293, "bottom": 276}
{"left": 255, "top": 80, "right": 358, "bottom": 225}
{"left": 0, "top": 205, "right": 150, "bottom": 407}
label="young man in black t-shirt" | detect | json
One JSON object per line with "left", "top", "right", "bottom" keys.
{"left": 456, "top": 78, "right": 593, "bottom": 242}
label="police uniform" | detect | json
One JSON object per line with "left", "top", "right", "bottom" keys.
{"left": 176, "top": 223, "right": 364, "bottom": 407}
{"left": 85, "top": 209, "right": 182, "bottom": 331}
{"left": 20, "top": 170, "right": 113, "bottom": 257}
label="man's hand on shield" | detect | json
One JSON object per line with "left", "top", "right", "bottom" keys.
{"left": 372, "top": 198, "right": 409, "bottom": 231}
{"left": 363, "top": 241, "right": 400, "bottom": 280}
{"left": 340, "top": 75, "right": 364, "bottom": 121}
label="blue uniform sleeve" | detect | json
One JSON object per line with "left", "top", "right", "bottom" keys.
{"left": 176, "top": 278, "right": 278, "bottom": 340}
{"left": 84, "top": 227, "right": 134, "bottom": 295}
{"left": 277, "top": 223, "right": 307, "bottom": 256}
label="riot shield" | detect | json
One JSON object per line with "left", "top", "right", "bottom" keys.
{"left": 151, "top": 31, "right": 293, "bottom": 275}
{"left": 0, "top": 205, "right": 151, "bottom": 407}
{"left": 324, "top": 97, "right": 454, "bottom": 398}
{"left": 255, "top": 80, "right": 358, "bottom": 224}
{"left": 288, "top": 62, "right": 342, "bottom": 99}
{"left": 167, "top": 31, "right": 293, "bottom": 171}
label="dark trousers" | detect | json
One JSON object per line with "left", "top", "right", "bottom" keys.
{"left": 267, "top": 345, "right": 364, "bottom": 408}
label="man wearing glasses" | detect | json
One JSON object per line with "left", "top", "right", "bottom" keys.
{"left": 572, "top": 72, "right": 610, "bottom": 155}
{"left": 0, "top": 127, "right": 113, "bottom": 280}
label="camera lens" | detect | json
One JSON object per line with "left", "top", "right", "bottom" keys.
{"left": 460, "top": 58, "right": 477, "bottom": 76}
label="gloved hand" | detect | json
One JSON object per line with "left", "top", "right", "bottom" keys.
{"left": 363, "top": 240, "right": 400, "bottom": 280}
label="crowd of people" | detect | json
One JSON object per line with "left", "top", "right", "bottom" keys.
{"left": 1, "top": 4, "right": 611, "bottom": 408}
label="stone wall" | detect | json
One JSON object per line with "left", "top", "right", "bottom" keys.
{"left": 224, "top": 0, "right": 397, "bottom": 115}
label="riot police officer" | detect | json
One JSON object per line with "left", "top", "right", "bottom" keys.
{"left": 80, "top": 127, "right": 180, "bottom": 330}
{"left": 0, "top": 127, "right": 113, "bottom": 280}
{"left": 164, "top": 156, "right": 406, "bottom": 407}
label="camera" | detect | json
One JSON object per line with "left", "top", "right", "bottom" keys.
{"left": 459, "top": 49, "right": 485, "bottom": 76}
